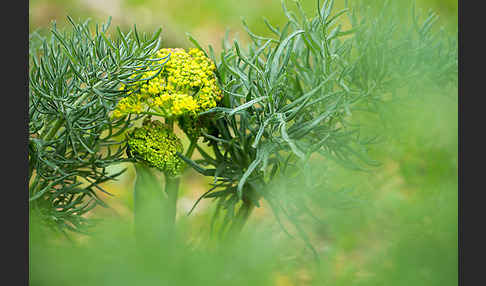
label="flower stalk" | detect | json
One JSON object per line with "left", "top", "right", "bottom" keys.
{"left": 133, "top": 163, "right": 165, "bottom": 246}
{"left": 113, "top": 47, "right": 222, "bottom": 245}
{"left": 165, "top": 176, "right": 180, "bottom": 235}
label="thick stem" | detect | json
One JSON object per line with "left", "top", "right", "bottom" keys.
{"left": 162, "top": 118, "right": 180, "bottom": 238}
{"left": 164, "top": 175, "right": 180, "bottom": 236}
{"left": 132, "top": 163, "right": 182, "bottom": 251}
{"left": 133, "top": 164, "right": 166, "bottom": 247}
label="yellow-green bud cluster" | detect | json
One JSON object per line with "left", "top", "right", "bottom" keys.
{"left": 113, "top": 48, "right": 222, "bottom": 118}
{"left": 127, "top": 120, "right": 184, "bottom": 177}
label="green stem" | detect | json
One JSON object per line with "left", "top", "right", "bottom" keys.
{"left": 166, "top": 118, "right": 174, "bottom": 131}
{"left": 163, "top": 118, "right": 180, "bottom": 238}
{"left": 185, "top": 139, "right": 197, "bottom": 157}
{"left": 165, "top": 176, "right": 180, "bottom": 236}
{"left": 182, "top": 139, "right": 197, "bottom": 172}
{"left": 132, "top": 166, "right": 181, "bottom": 248}
{"left": 42, "top": 118, "right": 65, "bottom": 141}
{"left": 133, "top": 164, "right": 166, "bottom": 247}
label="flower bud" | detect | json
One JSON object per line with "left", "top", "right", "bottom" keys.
{"left": 127, "top": 120, "right": 184, "bottom": 177}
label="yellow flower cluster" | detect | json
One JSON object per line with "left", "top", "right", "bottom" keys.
{"left": 112, "top": 94, "right": 144, "bottom": 118}
{"left": 152, "top": 93, "right": 199, "bottom": 117}
{"left": 127, "top": 120, "right": 184, "bottom": 177}
{"left": 113, "top": 48, "right": 222, "bottom": 118}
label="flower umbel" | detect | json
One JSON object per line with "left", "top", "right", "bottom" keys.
{"left": 127, "top": 119, "right": 184, "bottom": 177}
{"left": 114, "top": 48, "right": 222, "bottom": 118}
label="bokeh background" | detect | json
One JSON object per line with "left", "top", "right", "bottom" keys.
{"left": 29, "top": 0, "right": 457, "bottom": 51}
{"left": 29, "top": 1, "right": 458, "bottom": 285}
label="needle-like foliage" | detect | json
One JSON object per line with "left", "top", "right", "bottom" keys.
{"left": 28, "top": 17, "right": 164, "bottom": 234}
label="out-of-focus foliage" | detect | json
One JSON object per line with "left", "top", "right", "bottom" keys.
{"left": 30, "top": 91, "right": 458, "bottom": 285}
{"left": 29, "top": 0, "right": 457, "bottom": 50}
{"left": 176, "top": 0, "right": 456, "bottom": 252}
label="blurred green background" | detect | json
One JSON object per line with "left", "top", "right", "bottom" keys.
{"left": 29, "top": 0, "right": 457, "bottom": 51}
{"left": 29, "top": 1, "right": 458, "bottom": 285}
